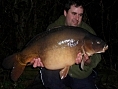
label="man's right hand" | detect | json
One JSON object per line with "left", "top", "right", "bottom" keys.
{"left": 30, "top": 58, "right": 44, "bottom": 68}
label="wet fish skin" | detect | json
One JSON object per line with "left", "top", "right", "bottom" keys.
{"left": 2, "top": 26, "right": 108, "bottom": 81}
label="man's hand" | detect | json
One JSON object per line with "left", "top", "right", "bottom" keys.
{"left": 75, "top": 53, "right": 83, "bottom": 64}
{"left": 30, "top": 58, "right": 44, "bottom": 68}
{"left": 75, "top": 52, "right": 89, "bottom": 64}
{"left": 84, "top": 57, "right": 91, "bottom": 65}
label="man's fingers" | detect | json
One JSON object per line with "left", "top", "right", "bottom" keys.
{"left": 39, "top": 61, "right": 44, "bottom": 67}
{"left": 33, "top": 58, "right": 38, "bottom": 68}
{"left": 75, "top": 53, "right": 83, "bottom": 64}
{"left": 37, "top": 58, "right": 44, "bottom": 67}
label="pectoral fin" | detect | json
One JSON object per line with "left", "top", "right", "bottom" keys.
{"left": 80, "top": 59, "right": 84, "bottom": 70}
{"left": 80, "top": 53, "right": 89, "bottom": 70}
{"left": 59, "top": 66, "right": 70, "bottom": 79}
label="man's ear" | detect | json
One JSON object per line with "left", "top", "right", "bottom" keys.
{"left": 64, "top": 10, "right": 67, "bottom": 17}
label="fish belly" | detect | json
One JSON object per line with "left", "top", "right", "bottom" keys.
{"left": 41, "top": 46, "right": 78, "bottom": 70}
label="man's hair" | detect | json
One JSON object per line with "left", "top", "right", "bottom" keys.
{"left": 64, "top": 0, "right": 84, "bottom": 12}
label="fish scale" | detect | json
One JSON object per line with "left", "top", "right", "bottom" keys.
{"left": 2, "top": 26, "right": 108, "bottom": 81}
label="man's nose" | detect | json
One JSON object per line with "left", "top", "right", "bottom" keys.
{"left": 75, "top": 15, "right": 80, "bottom": 20}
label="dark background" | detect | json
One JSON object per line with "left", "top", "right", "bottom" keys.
{"left": 0, "top": 0, "right": 118, "bottom": 89}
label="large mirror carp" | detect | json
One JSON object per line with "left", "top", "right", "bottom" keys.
{"left": 2, "top": 26, "right": 108, "bottom": 81}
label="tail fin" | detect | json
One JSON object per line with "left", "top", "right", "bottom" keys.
{"left": 2, "top": 53, "right": 17, "bottom": 69}
{"left": 11, "top": 61, "right": 26, "bottom": 81}
{"left": 2, "top": 53, "right": 26, "bottom": 81}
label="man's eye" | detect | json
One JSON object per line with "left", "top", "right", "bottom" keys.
{"left": 72, "top": 12, "right": 76, "bottom": 15}
{"left": 79, "top": 14, "right": 83, "bottom": 16}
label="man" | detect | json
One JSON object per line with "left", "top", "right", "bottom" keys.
{"left": 31, "top": 0, "right": 101, "bottom": 89}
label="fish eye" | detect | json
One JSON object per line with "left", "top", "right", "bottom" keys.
{"left": 97, "top": 41, "right": 100, "bottom": 44}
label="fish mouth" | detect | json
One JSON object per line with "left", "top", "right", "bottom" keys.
{"left": 96, "top": 45, "right": 108, "bottom": 53}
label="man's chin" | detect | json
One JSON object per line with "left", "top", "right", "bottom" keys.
{"left": 71, "top": 24, "right": 78, "bottom": 27}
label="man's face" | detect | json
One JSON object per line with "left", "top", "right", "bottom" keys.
{"left": 64, "top": 5, "right": 84, "bottom": 26}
